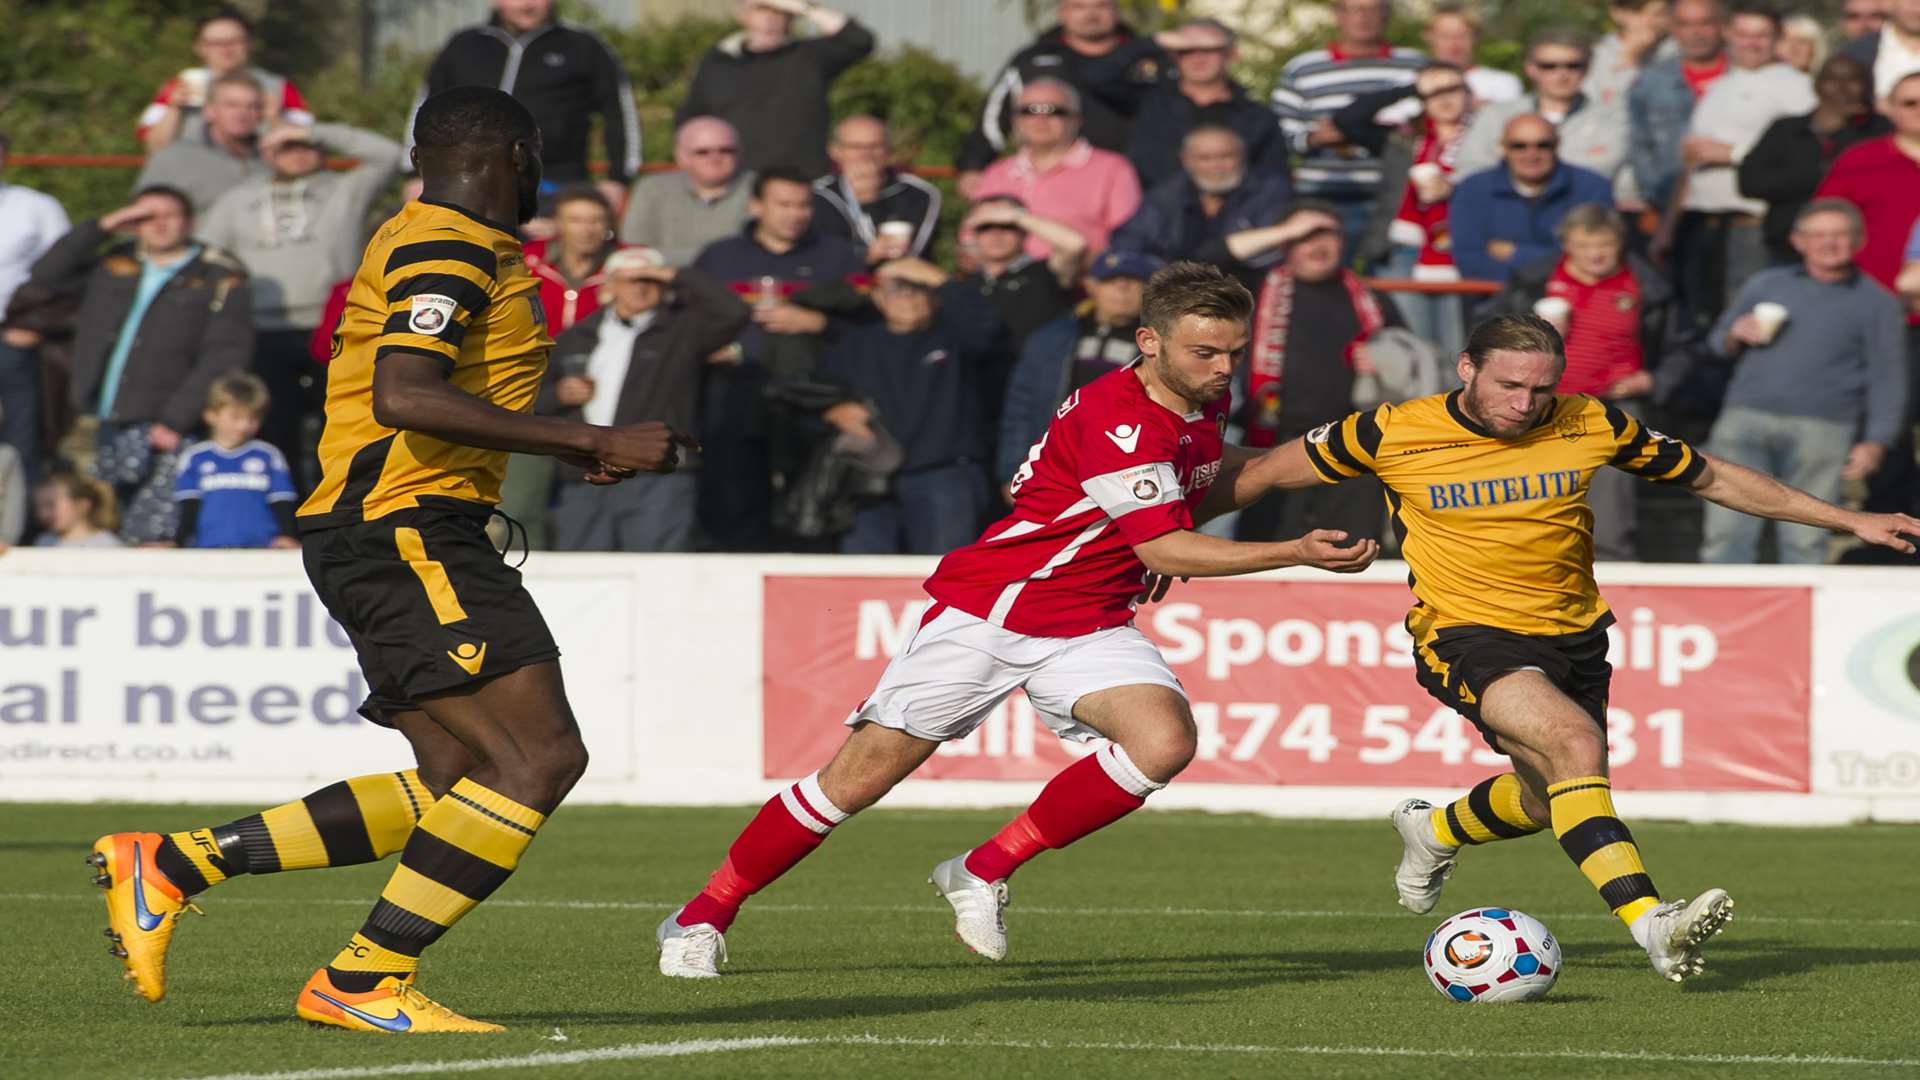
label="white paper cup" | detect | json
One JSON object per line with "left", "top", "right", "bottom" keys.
{"left": 179, "top": 69, "right": 212, "bottom": 108}
{"left": 1408, "top": 163, "right": 1443, "bottom": 185}
{"left": 878, "top": 221, "right": 914, "bottom": 252}
{"left": 1533, "top": 297, "right": 1572, "bottom": 329}
{"left": 1752, "top": 301, "right": 1789, "bottom": 342}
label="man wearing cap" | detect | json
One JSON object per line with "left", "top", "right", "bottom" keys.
{"left": 996, "top": 249, "right": 1160, "bottom": 486}
{"left": 197, "top": 118, "right": 405, "bottom": 488}
{"left": 540, "top": 249, "right": 752, "bottom": 552}
{"left": 1208, "top": 201, "right": 1408, "bottom": 542}
{"left": 814, "top": 257, "right": 1008, "bottom": 554}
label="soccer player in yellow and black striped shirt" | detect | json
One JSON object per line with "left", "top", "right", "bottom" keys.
{"left": 1222, "top": 313, "right": 1920, "bottom": 982}
{"left": 86, "top": 87, "right": 692, "bottom": 1031}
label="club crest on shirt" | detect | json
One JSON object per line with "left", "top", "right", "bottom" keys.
{"left": 1215, "top": 413, "right": 1228, "bottom": 436}
{"left": 1553, "top": 413, "right": 1587, "bottom": 443}
{"left": 408, "top": 294, "right": 455, "bottom": 335}
{"left": 1616, "top": 293, "right": 1638, "bottom": 311}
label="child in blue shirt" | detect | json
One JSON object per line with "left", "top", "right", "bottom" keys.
{"left": 173, "top": 373, "right": 299, "bottom": 548}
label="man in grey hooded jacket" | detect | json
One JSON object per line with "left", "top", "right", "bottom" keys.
{"left": 198, "top": 120, "right": 404, "bottom": 488}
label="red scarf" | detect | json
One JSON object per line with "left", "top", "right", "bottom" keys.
{"left": 1245, "top": 268, "right": 1384, "bottom": 447}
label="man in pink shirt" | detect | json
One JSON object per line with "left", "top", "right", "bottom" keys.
{"left": 973, "top": 78, "right": 1142, "bottom": 259}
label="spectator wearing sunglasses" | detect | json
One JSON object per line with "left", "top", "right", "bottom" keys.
{"left": 620, "top": 116, "right": 754, "bottom": 266}
{"left": 971, "top": 78, "right": 1143, "bottom": 260}
{"left": 1672, "top": 3, "right": 1812, "bottom": 329}
{"left": 1450, "top": 114, "right": 1614, "bottom": 283}
{"left": 1454, "top": 29, "right": 1629, "bottom": 184}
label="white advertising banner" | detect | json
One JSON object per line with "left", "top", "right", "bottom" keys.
{"left": 1812, "top": 584, "right": 1920, "bottom": 802}
{"left": 0, "top": 551, "right": 637, "bottom": 800}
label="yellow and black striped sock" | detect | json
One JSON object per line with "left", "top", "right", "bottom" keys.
{"left": 327, "top": 778, "right": 546, "bottom": 990}
{"left": 153, "top": 770, "right": 434, "bottom": 895}
{"left": 1548, "top": 775, "right": 1661, "bottom": 927}
{"left": 1429, "top": 774, "right": 1544, "bottom": 848}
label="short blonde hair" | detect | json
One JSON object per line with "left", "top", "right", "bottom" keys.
{"left": 206, "top": 371, "right": 270, "bottom": 416}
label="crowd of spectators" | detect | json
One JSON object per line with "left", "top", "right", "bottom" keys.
{"left": 1, "top": 0, "right": 1918, "bottom": 567}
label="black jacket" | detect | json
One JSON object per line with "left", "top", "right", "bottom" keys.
{"left": 1110, "top": 170, "right": 1294, "bottom": 265}
{"left": 816, "top": 282, "right": 1007, "bottom": 472}
{"left": 410, "top": 16, "right": 640, "bottom": 183}
{"left": 1125, "top": 80, "right": 1292, "bottom": 190}
{"left": 539, "top": 269, "right": 750, "bottom": 478}
{"left": 32, "top": 220, "right": 253, "bottom": 434}
{"left": 809, "top": 169, "right": 943, "bottom": 259}
{"left": 1738, "top": 110, "right": 1891, "bottom": 260}
{"left": 960, "top": 24, "right": 1170, "bottom": 172}
{"left": 678, "top": 23, "right": 876, "bottom": 177}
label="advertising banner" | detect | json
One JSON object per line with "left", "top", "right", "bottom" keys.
{"left": 763, "top": 576, "right": 1812, "bottom": 791}
{"left": 0, "top": 559, "right": 635, "bottom": 789}
{"left": 1811, "top": 585, "right": 1920, "bottom": 799}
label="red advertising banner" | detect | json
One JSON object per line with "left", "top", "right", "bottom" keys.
{"left": 763, "top": 576, "right": 1811, "bottom": 791}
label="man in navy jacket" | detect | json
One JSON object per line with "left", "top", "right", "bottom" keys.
{"left": 816, "top": 258, "right": 1008, "bottom": 554}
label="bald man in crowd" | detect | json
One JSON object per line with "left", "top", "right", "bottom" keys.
{"left": 621, "top": 116, "right": 755, "bottom": 265}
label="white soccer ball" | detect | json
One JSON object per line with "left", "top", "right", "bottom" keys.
{"left": 1423, "top": 906, "right": 1561, "bottom": 1003}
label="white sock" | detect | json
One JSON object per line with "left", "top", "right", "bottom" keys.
{"left": 1628, "top": 905, "right": 1659, "bottom": 949}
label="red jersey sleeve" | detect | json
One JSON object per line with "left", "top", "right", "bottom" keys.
{"left": 1075, "top": 413, "right": 1189, "bottom": 546}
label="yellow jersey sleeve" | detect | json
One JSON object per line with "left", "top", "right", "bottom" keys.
{"left": 1603, "top": 400, "right": 1705, "bottom": 486}
{"left": 375, "top": 237, "right": 499, "bottom": 373}
{"left": 1302, "top": 404, "right": 1392, "bottom": 484}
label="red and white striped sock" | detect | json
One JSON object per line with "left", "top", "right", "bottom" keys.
{"left": 964, "top": 743, "right": 1165, "bottom": 883}
{"left": 677, "top": 771, "right": 848, "bottom": 933}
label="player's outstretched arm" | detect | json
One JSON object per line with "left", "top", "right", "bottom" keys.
{"left": 1133, "top": 527, "right": 1378, "bottom": 579}
{"left": 373, "top": 350, "right": 696, "bottom": 479}
{"left": 1688, "top": 450, "right": 1920, "bottom": 554}
{"left": 1193, "top": 438, "right": 1329, "bottom": 523}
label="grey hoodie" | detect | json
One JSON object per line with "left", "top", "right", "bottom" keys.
{"left": 196, "top": 123, "right": 404, "bottom": 330}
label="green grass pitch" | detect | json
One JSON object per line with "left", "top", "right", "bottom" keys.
{"left": 4, "top": 802, "right": 1916, "bottom": 1079}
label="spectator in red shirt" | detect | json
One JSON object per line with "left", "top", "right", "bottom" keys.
{"left": 138, "top": 8, "right": 311, "bottom": 153}
{"left": 1490, "top": 203, "right": 1675, "bottom": 558}
{"left": 523, "top": 186, "right": 624, "bottom": 333}
{"left": 1815, "top": 69, "right": 1920, "bottom": 299}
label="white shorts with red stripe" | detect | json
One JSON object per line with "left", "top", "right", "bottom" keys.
{"left": 845, "top": 603, "right": 1186, "bottom": 743}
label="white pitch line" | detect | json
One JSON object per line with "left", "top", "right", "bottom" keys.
{"left": 11, "top": 891, "right": 1917, "bottom": 929}
{"left": 168, "top": 1033, "right": 1920, "bottom": 1080}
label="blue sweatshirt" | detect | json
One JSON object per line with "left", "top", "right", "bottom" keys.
{"left": 1710, "top": 265, "right": 1908, "bottom": 446}
{"left": 1449, "top": 162, "right": 1615, "bottom": 283}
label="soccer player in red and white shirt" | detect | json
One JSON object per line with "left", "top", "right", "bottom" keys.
{"left": 656, "top": 262, "right": 1379, "bottom": 977}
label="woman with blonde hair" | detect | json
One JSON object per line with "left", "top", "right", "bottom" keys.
{"left": 34, "top": 471, "right": 123, "bottom": 548}
{"left": 1778, "top": 14, "right": 1827, "bottom": 73}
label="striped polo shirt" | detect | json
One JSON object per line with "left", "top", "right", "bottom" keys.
{"left": 1271, "top": 44, "right": 1428, "bottom": 197}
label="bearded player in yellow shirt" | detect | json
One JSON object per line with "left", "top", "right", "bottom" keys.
{"left": 1220, "top": 313, "right": 1920, "bottom": 983}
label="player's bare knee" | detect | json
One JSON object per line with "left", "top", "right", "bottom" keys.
{"left": 1122, "top": 703, "right": 1197, "bottom": 782}
{"left": 1541, "top": 720, "right": 1606, "bottom": 779}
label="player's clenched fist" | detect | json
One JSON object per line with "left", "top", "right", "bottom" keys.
{"left": 589, "top": 422, "right": 700, "bottom": 477}
{"left": 1290, "top": 529, "right": 1379, "bottom": 573}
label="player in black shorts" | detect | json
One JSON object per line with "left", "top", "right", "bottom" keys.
{"left": 1234, "top": 313, "right": 1920, "bottom": 983}
{"left": 88, "top": 86, "right": 692, "bottom": 1032}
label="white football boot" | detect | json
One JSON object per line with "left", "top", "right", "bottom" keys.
{"left": 1641, "top": 888, "right": 1735, "bottom": 982}
{"left": 929, "top": 855, "right": 1009, "bottom": 961}
{"left": 1390, "top": 797, "right": 1458, "bottom": 914}
{"left": 656, "top": 912, "right": 728, "bottom": 978}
